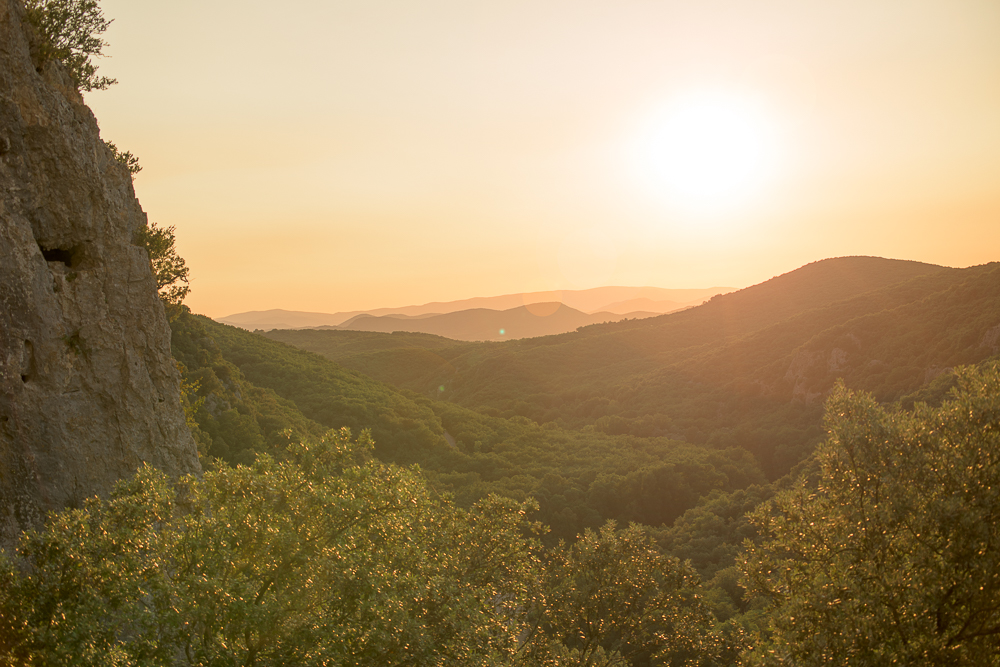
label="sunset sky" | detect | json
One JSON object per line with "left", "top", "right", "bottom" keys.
{"left": 86, "top": 0, "right": 1000, "bottom": 318}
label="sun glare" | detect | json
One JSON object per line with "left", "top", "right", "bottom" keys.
{"left": 629, "top": 90, "right": 782, "bottom": 215}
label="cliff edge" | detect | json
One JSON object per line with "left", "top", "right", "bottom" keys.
{"left": 0, "top": 0, "right": 200, "bottom": 546}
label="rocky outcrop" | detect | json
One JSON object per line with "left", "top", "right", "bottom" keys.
{"left": 0, "top": 0, "right": 200, "bottom": 546}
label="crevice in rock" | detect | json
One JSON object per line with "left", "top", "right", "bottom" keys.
{"left": 38, "top": 243, "right": 86, "bottom": 269}
{"left": 20, "top": 340, "right": 34, "bottom": 383}
{"left": 39, "top": 244, "right": 78, "bottom": 268}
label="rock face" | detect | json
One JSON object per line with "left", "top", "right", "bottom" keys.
{"left": 0, "top": 0, "right": 200, "bottom": 546}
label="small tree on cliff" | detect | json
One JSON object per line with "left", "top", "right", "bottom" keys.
{"left": 134, "top": 222, "right": 190, "bottom": 306}
{"left": 104, "top": 140, "right": 141, "bottom": 176}
{"left": 23, "top": 0, "right": 116, "bottom": 91}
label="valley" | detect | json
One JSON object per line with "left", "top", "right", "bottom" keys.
{"left": 168, "top": 255, "right": 1000, "bottom": 618}
{"left": 5, "top": 0, "right": 1000, "bottom": 660}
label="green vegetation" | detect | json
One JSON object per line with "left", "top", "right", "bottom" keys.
{"left": 134, "top": 222, "right": 190, "bottom": 306}
{"left": 8, "top": 248, "right": 1000, "bottom": 663}
{"left": 23, "top": 0, "right": 116, "bottom": 91}
{"left": 169, "top": 310, "right": 325, "bottom": 463}
{"left": 6, "top": 361, "right": 1000, "bottom": 664}
{"left": 270, "top": 260, "right": 1000, "bottom": 479}
{"left": 15, "top": 4, "right": 1000, "bottom": 663}
{"left": 176, "top": 311, "right": 767, "bottom": 543}
{"left": 105, "top": 140, "right": 142, "bottom": 176}
{"left": 529, "top": 522, "right": 742, "bottom": 665}
{"left": 741, "top": 362, "right": 1000, "bottom": 665}
{"left": 0, "top": 430, "right": 737, "bottom": 666}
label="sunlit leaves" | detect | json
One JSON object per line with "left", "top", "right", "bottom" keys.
{"left": 741, "top": 362, "right": 1000, "bottom": 665}
{"left": 133, "top": 222, "right": 190, "bottom": 306}
{"left": 23, "top": 0, "right": 116, "bottom": 91}
{"left": 526, "top": 522, "right": 740, "bottom": 666}
{"left": 0, "top": 429, "right": 540, "bottom": 666}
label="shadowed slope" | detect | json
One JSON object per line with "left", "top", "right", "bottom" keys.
{"left": 268, "top": 257, "right": 1000, "bottom": 478}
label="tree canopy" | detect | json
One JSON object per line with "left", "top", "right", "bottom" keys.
{"left": 0, "top": 429, "right": 747, "bottom": 666}
{"left": 0, "top": 430, "right": 542, "bottom": 666}
{"left": 741, "top": 363, "right": 1000, "bottom": 665}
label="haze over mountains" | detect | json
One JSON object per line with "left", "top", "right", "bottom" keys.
{"left": 333, "top": 303, "right": 637, "bottom": 342}
{"left": 264, "top": 256, "right": 1000, "bottom": 477}
{"left": 218, "top": 286, "right": 733, "bottom": 337}
{"left": 147, "top": 254, "right": 1000, "bottom": 656}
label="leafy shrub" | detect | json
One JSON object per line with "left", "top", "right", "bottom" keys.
{"left": 104, "top": 140, "right": 141, "bottom": 176}
{"left": 741, "top": 362, "right": 1000, "bottom": 665}
{"left": 0, "top": 430, "right": 542, "bottom": 665}
{"left": 133, "top": 222, "right": 190, "bottom": 305}
{"left": 23, "top": 0, "right": 116, "bottom": 91}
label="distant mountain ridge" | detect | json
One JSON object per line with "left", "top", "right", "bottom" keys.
{"left": 265, "top": 256, "right": 1000, "bottom": 478}
{"left": 178, "top": 255, "right": 1000, "bottom": 556}
{"left": 217, "top": 286, "right": 733, "bottom": 331}
{"left": 328, "top": 303, "right": 660, "bottom": 341}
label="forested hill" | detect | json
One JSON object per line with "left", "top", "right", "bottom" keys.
{"left": 266, "top": 257, "right": 1000, "bottom": 477}
{"left": 171, "top": 311, "right": 768, "bottom": 542}
{"left": 22, "top": 255, "right": 994, "bottom": 663}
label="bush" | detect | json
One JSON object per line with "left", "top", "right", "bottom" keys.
{"left": 104, "top": 140, "right": 141, "bottom": 176}
{"left": 133, "top": 222, "right": 190, "bottom": 305}
{"left": 0, "top": 430, "right": 542, "bottom": 665}
{"left": 23, "top": 0, "right": 116, "bottom": 91}
{"left": 741, "top": 363, "right": 1000, "bottom": 665}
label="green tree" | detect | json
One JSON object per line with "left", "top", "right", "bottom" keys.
{"left": 104, "top": 140, "right": 141, "bottom": 176}
{"left": 0, "top": 429, "right": 541, "bottom": 666}
{"left": 526, "top": 522, "right": 740, "bottom": 666}
{"left": 741, "top": 363, "right": 1000, "bottom": 665}
{"left": 133, "top": 221, "right": 190, "bottom": 305}
{"left": 23, "top": 0, "right": 116, "bottom": 91}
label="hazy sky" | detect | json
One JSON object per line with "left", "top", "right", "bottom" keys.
{"left": 86, "top": 0, "right": 1000, "bottom": 317}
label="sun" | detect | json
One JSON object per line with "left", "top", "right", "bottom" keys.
{"left": 629, "top": 90, "right": 781, "bottom": 215}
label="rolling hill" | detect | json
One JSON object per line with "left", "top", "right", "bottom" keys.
{"left": 265, "top": 257, "right": 1000, "bottom": 477}
{"left": 172, "top": 254, "right": 1000, "bottom": 591}
{"left": 171, "top": 310, "right": 767, "bottom": 541}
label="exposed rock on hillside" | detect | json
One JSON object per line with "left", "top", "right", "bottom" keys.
{"left": 0, "top": 0, "right": 200, "bottom": 546}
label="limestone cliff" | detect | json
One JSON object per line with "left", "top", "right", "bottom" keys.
{"left": 0, "top": 0, "right": 200, "bottom": 546}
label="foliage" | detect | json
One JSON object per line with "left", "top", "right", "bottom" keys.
{"left": 23, "top": 0, "right": 116, "bottom": 91}
{"left": 187, "top": 314, "right": 767, "bottom": 542}
{"left": 271, "top": 261, "right": 1000, "bottom": 480}
{"left": 133, "top": 222, "right": 190, "bottom": 305}
{"left": 175, "top": 360, "right": 206, "bottom": 451}
{"left": 525, "top": 522, "right": 742, "bottom": 666}
{"left": 655, "top": 486, "right": 775, "bottom": 582}
{"left": 0, "top": 430, "right": 541, "bottom": 666}
{"left": 104, "top": 140, "right": 141, "bottom": 176}
{"left": 740, "top": 363, "right": 1000, "bottom": 665}
{"left": 170, "top": 309, "right": 327, "bottom": 464}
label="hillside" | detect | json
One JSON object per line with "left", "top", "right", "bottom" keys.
{"left": 266, "top": 257, "right": 1000, "bottom": 477}
{"left": 173, "top": 310, "right": 767, "bottom": 541}
{"left": 185, "top": 253, "right": 1000, "bottom": 602}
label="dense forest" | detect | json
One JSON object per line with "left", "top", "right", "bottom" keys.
{"left": 6, "top": 253, "right": 1000, "bottom": 665}
{"left": 268, "top": 259, "right": 1000, "bottom": 478}
{"left": 5, "top": 355, "right": 1000, "bottom": 665}
{"left": 5, "top": 2, "right": 1000, "bottom": 663}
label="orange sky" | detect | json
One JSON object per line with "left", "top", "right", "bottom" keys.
{"left": 86, "top": 0, "right": 1000, "bottom": 318}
